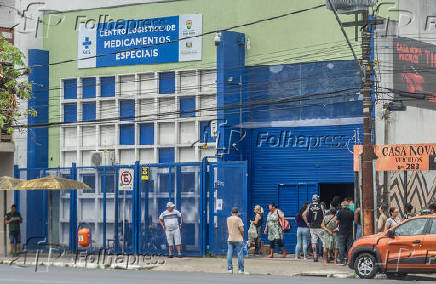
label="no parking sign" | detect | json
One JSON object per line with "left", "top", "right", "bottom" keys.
{"left": 119, "top": 168, "right": 134, "bottom": 191}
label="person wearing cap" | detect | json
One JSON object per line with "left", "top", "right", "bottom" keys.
{"left": 336, "top": 201, "right": 354, "bottom": 265}
{"left": 303, "top": 194, "right": 324, "bottom": 262}
{"left": 159, "top": 201, "right": 183, "bottom": 258}
{"left": 227, "top": 207, "right": 246, "bottom": 274}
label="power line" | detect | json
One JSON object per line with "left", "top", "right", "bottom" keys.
{"left": 16, "top": 86, "right": 360, "bottom": 129}
{"left": 20, "top": 3, "right": 326, "bottom": 70}
{"left": 28, "top": 40, "right": 357, "bottom": 96}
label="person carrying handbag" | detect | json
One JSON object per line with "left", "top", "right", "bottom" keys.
{"left": 264, "top": 203, "right": 287, "bottom": 258}
{"left": 250, "top": 205, "right": 264, "bottom": 256}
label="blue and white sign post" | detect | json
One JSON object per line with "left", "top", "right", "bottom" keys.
{"left": 77, "top": 14, "right": 202, "bottom": 68}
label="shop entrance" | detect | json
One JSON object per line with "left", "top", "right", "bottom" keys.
{"left": 319, "top": 183, "right": 354, "bottom": 206}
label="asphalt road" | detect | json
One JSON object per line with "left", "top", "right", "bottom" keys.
{"left": 0, "top": 265, "right": 435, "bottom": 284}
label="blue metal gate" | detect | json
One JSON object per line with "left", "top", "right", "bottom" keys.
{"left": 208, "top": 161, "right": 247, "bottom": 255}
{"left": 14, "top": 161, "right": 247, "bottom": 256}
{"left": 138, "top": 163, "right": 205, "bottom": 256}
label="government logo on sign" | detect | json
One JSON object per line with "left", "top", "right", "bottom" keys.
{"left": 82, "top": 37, "right": 92, "bottom": 55}
{"left": 186, "top": 20, "right": 192, "bottom": 29}
{"left": 186, "top": 41, "right": 192, "bottom": 48}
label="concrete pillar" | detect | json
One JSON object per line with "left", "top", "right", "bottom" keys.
{"left": 0, "top": 142, "right": 15, "bottom": 256}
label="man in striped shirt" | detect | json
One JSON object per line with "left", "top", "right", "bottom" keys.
{"left": 159, "top": 202, "right": 183, "bottom": 258}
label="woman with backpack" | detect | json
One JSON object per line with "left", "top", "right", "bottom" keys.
{"left": 264, "top": 203, "right": 287, "bottom": 258}
{"left": 295, "top": 202, "right": 310, "bottom": 259}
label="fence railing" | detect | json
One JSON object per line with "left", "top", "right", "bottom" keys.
{"left": 14, "top": 162, "right": 207, "bottom": 256}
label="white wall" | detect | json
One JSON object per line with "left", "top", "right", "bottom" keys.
{"left": 0, "top": 0, "right": 15, "bottom": 27}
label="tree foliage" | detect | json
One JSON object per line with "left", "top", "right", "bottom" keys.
{"left": 0, "top": 35, "right": 32, "bottom": 135}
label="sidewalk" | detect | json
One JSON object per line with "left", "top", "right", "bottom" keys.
{"left": 153, "top": 255, "right": 353, "bottom": 277}
{"left": 0, "top": 253, "right": 353, "bottom": 278}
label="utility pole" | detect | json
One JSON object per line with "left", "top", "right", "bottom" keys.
{"left": 326, "top": 1, "right": 375, "bottom": 236}
{"left": 361, "top": 10, "right": 375, "bottom": 236}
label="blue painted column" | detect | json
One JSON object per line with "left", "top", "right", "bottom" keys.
{"left": 216, "top": 31, "right": 246, "bottom": 161}
{"left": 69, "top": 163, "right": 78, "bottom": 252}
{"left": 26, "top": 49, "right": 49, "bottom": 248}
{"left": 133, "top": 161, "right": 140, "bottom": 254}
{"left": 214, "top": 32, "right": 248, "bottom": 253}
{"left": 102, "top": 167, "right": 107, "bottom": 250}
{"left": 13, "top": 165, "right": 20, "bottom": 211}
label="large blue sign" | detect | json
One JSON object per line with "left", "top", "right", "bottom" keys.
{"left": 77, "top": 14, "right": 202, "bottom": 68}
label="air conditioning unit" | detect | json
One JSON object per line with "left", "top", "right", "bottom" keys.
{"left": 90, "top": 151, "right": 115, "bottom": 166}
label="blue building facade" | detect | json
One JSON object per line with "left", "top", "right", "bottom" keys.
{"left": 19, "top": 30, "right": 363, "bottom": 254}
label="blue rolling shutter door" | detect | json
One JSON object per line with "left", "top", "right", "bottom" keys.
{"left": 278, "top": 183, "right": 319, "bottom": 217}
{"left": 278, "top": 183, "right": 318, "bottom": 254}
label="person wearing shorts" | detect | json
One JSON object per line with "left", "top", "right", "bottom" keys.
{"left": 5, "top": 204, "right": 22, "bottom": 256}
{"left": 159, "top": 202, "right": 183, "bottom": 258}
{"left": 303, "top": 195, "right": 324, "bottom": 262}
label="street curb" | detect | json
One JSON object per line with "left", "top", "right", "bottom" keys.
{"left": 295, "top": 272, "right": 354, "bottom": 279}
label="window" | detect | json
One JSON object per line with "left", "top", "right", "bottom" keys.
{"left": 81, "top": 174, "right": 95, "bottom": 194}
{"left": 106, "top": 174, "right": 115, "bottom": 193}
{"left": 100, "top": 171, "right": 116, "bottom": 194}
{"left": 82, "top": 77, "right": 96, "bottom": 98}
{"left": 82, "top": 102, "right": 96, "bottom": 121}
{"left": 180, "top": 97, "right": 196, "bottom": 117}
{"left": 64, "top": 79, "right": 77, "bottom": 99}
{"left": 159, "top": 148, "right": 174, "bottom": 163}
{"left": 158, "top": 172, "right": 175, "bottom": 193}
{"left": 394, "top": 218, "right": 428, "bottom": 236}
{"left": 120, "top": 100, "right": 135, "bottom": 121}
{"left": 101, "top": 76, "right": 115, "bottom": 97}
{"left": 159, "top": 72, "right": 175, "bottom": 94}
{"left": 64, "top": 103, "right": 77, "bottom": 122}
{"left": 181, "top": 172, "right": 195, "bottom": 193}
{"left": 140, "top": 123, "right": 154, "bottom": 145}
{"left": 120, "top": 125, "right": 135, "bottom": 145}
{"left": 200, "top": 121, "right": 215, "bottom": 143}
{"left": 429, "top": 219, "right": 436, "bottom": 234}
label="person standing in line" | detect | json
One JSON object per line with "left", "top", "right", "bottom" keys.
{"left": 227, "top": 207, "right": 246, "bottom": 274}
{"left": 295, "top": 202, "right": 310, "bottom": 260}
{"left": 384, "top": 207, "right": 401, "bottom": 231}
{"left": 346, "top": 197, "right": 355, "bottom": 212}
{"left": 354, "top": 207, "right": 362, "bottom": 240}
{"left": 331, "top": 196, "right": 342, "bottom": 211}
{"left": 321, "top": 207, "right": 338, "bottom": 264}
{"left": 250, "top": 205, "right": 264, "bottom": 256}
{"left": 303, "top": 195, "right": 324, "bottom": 262}
{"left": 158, "top": 202, "right": 183, "bottom": 258}
{"left": 264, "top": 203, "right": 287, "bottom": 258}
{"left": 336, "top": 201, "right": 354, "bottom": 265}
{"left": 403, "top": 203, "right": 415, "bottom": 219}
{"left": 5, "top": 204, "right": 22, "bottom": 256}
{"left": 377, "top": 204, "right": 389, "bottom": 232}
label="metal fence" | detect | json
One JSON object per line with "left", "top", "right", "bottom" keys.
{"left": 14, "top": 162, "right": 211, "bottom": 256}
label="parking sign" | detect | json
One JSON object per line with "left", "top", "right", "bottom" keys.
{"left": 119, "top": 168, "right": 134, "bottom": 191}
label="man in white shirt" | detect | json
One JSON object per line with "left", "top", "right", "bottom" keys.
{"left": 159, "top": 202, "right": 183, "bottom": 258}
